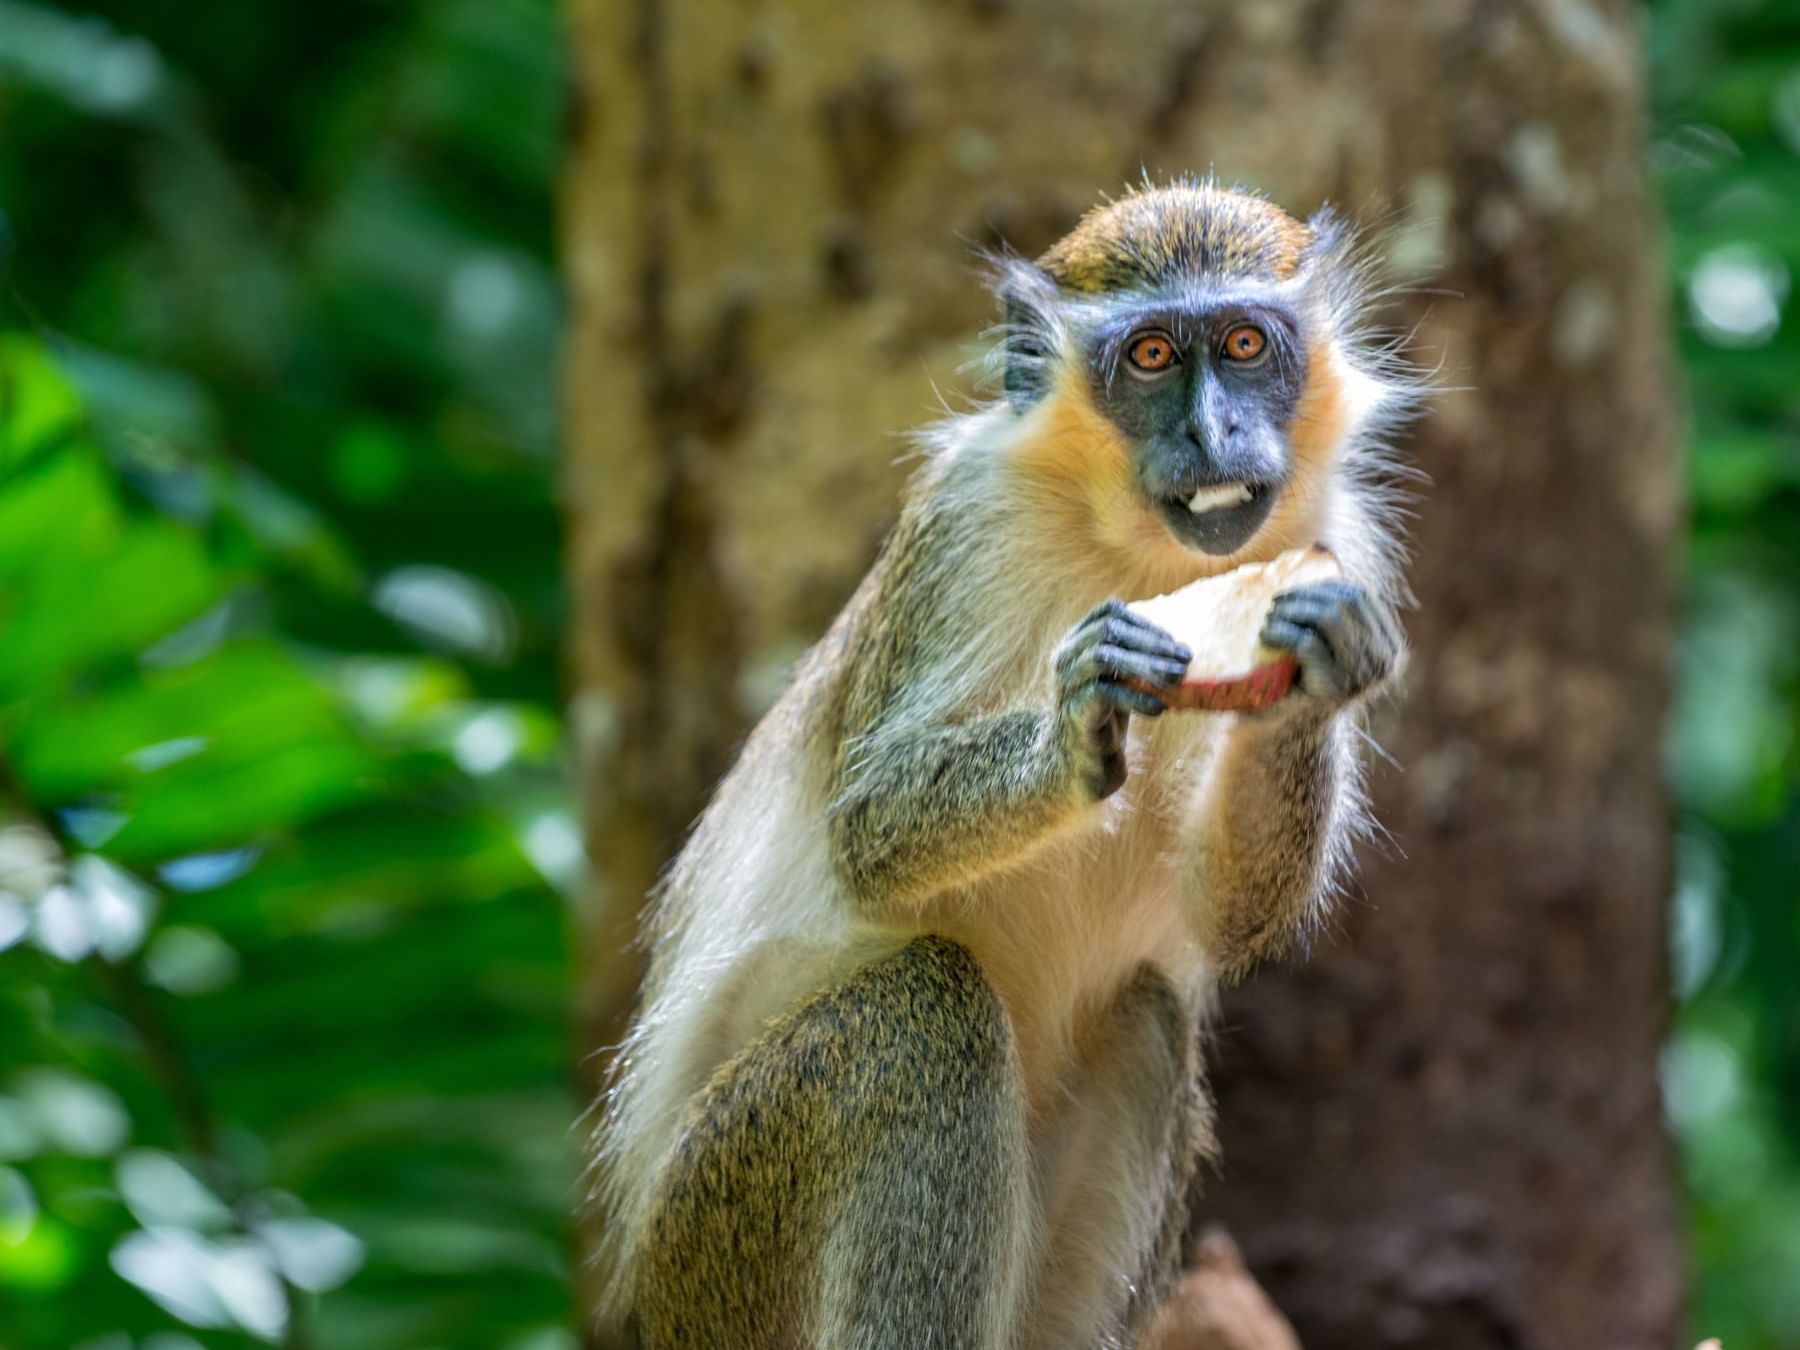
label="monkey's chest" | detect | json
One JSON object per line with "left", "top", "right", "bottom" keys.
{"left": 933, "top": 760, "right": 1208, "bottom": 1111}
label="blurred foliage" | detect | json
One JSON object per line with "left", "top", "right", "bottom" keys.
{"left": 1, "top": 0, "right": 1798, "bottom": 1347}
{"left": 1652, "top": 1, "right": 1800, "bottom": 1346}
{"left": 0, "top": 2, "right": 574, "bottom": 1348}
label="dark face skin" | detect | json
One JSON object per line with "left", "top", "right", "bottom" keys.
{"left": 1084, "top": 296, "right": 1307, "bottom": 556}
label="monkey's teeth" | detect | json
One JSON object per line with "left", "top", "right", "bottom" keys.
{"left": 1186, "top": 483, "right": 1255, "bottom": 515}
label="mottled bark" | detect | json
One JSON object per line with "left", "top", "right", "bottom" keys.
{"left": 561, "top": 2, "right": 1682, "bottom": 1345}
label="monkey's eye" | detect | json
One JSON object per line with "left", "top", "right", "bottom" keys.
{"left": 1126, "top": 332, "right": 1179, "bottom": 374}
{"left": 1221, "top": 324, "right": 1267, "bottom": 363}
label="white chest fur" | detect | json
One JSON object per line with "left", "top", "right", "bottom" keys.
{"left": 915, "top": 709, "right": 1227, "bottom": 1117}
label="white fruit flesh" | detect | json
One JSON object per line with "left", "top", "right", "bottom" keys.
{"left": 1129, "top": 547, "right": 1343, "bottom": 705}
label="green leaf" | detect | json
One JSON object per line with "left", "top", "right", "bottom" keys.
{"left": 0, "top": 335, "right": 85, "bottom": 471}
{"left": 0, "top": 521, "right": 223, "bottom": 701}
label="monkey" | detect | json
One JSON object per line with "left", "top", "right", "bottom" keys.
{"left": 589, "top": 178, "right": 1420, "bottom": 1349}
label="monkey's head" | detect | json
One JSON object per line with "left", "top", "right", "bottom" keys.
{"left": 994, "top": 180, "right": 1399, "bottom": 570}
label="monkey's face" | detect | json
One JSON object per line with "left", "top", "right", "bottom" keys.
{"left": 1082, "top": 296, "right": 1306, "bottom": 557}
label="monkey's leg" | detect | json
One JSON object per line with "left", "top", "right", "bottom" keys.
{"left": 634, "top": 936, "right": 1033, "bottom": 1350}
{"left": 1024, "top": 966, "right": 1207, "bottom": 1350}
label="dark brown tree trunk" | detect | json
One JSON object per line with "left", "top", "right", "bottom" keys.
{"left": 561, "top": 2, "right": 1684, "bottom": 1344}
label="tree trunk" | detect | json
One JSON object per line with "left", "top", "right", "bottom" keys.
{"left": 561, "top": 2, "right": 1684, "bottom": 1345}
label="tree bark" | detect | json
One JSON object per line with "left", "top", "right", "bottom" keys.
{"left": 561, "top": 2, "right": 1684, "bottom": 1345}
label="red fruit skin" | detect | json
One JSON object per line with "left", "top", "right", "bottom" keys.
{"left": 1132, "top": 653, "right": 1301, "bottom": 713}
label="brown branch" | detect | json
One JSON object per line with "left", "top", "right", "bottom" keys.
{"left": 1144, "top": 1227, "right": 1303, "bottom": 1350}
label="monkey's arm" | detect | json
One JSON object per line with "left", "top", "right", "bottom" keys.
{"left": 1185, "top": 705, "right": 1354, "bottom": 978}
{"left": 828, "top": 601, "right": 1189, "bottom": 913}
{"left": 1183, "top": 580, "right": 1399, "bottom": 978}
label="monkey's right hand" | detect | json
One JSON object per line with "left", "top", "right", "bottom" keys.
{"left": 1053, "top": 600, "right": 1192, "bottom": 801}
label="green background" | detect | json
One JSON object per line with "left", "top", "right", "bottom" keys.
{"left": 1, "top": 1, "right": 1796, "bottom": 1346}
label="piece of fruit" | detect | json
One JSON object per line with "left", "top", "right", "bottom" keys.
{"left": 1128, "top": 546, "right": 1343, "bottom": 712}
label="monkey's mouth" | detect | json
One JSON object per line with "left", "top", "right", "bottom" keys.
{"left": 1152, "top": 480, "right": 1280, "bottom": 556}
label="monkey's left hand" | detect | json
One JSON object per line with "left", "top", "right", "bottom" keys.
{"left": 1259, "top": 581, "right": 1401, "bottom": 708}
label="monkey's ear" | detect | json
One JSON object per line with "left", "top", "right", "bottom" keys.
{"left": 991, "top": 258, "right": 1060, "bottom": 412}
{"left": 1301, "top": 205, "right": 1350, "bottom": 268}
{"left": 1002, "top": 297, "right": 1050, "bottom": 410}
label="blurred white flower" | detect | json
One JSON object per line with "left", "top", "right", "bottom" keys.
{"left": 73, "top": 855, "right": 156, "bottom": 960}
{"left": 523, "top": 810, "right": 583, "bottom": 893}
{"left": 116, "top": 1150, "right": 233, "bottom": 1231}
{"left": 447, "top": 252, "right": 525, "bottom": 341}
{"left": 144, "top": 926, "right": 240, "bottom": 996}
{"left": 0, "top": 824, "right": 62, "bottom": 901}
{"left": 454, "top": 707, "right": 524, "bottom": 775}
{"left": 13, "top": 1070, "right": 130, "bottom": 1156}
{"left": 256, "top": 1215, "right": 365, "bottom": 1292}
{"left": 111, "top": 1228, "right": 231, "bottom": 1331}
{"left": 1661, "top": 1030, "right": 1744, "bottom": 1133}
{"left": 207, "top": 1239, "right": 289, "bottom": 1340}
{"left": 29, "top": 856, "right": 158, "bottom": 962}
{"left": 373, "top": 564, "right": 516, "bottom": 664}
{"left": 31, "top": 885, "right": 94, "bottom": 962}
{"left": 1688, "top": 242, "right": 1787, "bottom": 347}
{"left": 111, "top": 1229, "right": 290, "bottom": 1342}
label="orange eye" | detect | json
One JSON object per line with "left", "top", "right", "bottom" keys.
{"left": 1127, "top": 333, "right": 1177, "bottom": 372}
{"left": 1222, "top": 324, "right": 1267, "bottom": 362}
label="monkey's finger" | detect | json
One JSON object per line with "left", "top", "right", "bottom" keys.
{"left": 1260, "top": 617, "right": 1338, "bottom": 680}
{"left": 1263, "top": 602, "right": 1344, "bottom": 662}
{"left": 1104, "top": 614, "right": 1193, "bottom": 665}
{"left": 1099, "top": 679, "right": 1168, "bottom": 718}
{"left": 1076, "top": 598, "right": 1136, "bottom": 630}
{"left": 1260, "top": 615, "right": 1346, "bottom": 698}
{"left": 1062, "top": 639, "right": 1152, "bottom": 686}
{"left": 1066, "top": 608, "right": 1193, "bottom": 667}
{"left": 1094, "top": 643, "right": 1188, "bottom": 688}
{"left": 1267, "top": 590, "right": 1353, "bottom": 630}
{"left": 1059, "top": 611, "right": 1128, "bottom": 666}
{"left": 1275, "top": 584, "right": 1397, "bottom": 652}
{"left": 1276, "top": 579, "right": 1362, "bottom": 607}
{"left": 1259, "top": 614, "right": 1300, "bottom": 652}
